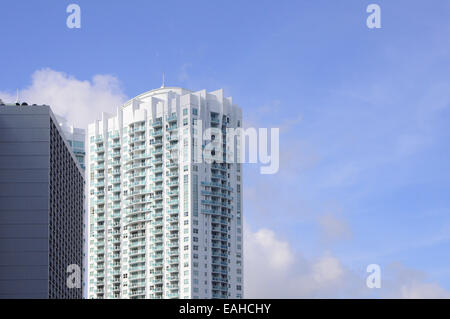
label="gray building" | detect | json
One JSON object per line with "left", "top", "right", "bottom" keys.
{"left": 0, "top": 104, "right": 84, "bottom": 299}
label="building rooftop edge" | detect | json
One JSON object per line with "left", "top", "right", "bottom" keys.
{"left": 0, "top": 104, "right": 85, "bottom": 176}
{"left": 121, "top": 87, "right": 194, "bottom": 108}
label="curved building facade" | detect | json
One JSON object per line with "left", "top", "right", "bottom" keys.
{"left": 87, "top": 87, "right": 243, "bottom": 299}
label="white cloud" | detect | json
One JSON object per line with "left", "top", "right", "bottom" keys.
{"left": 244, "top": 227, "right": 359, "bottom": 298}
{"left": 0, "top": 68, "right": 126, "bottom": 129}
{"left": 246, "top": 228, "right": 294, "bottom": 271}
{"left": 382, "top": 263, "right": 450, "bottom": 299}
{"left": 244, "top": 226, "right": 450, "bottom": 298}
{"left": 400, "top": 282, "right": 450, "bottom": 298}
{"left": 311, "top": 254, "right": 344, "bottom": 284}
{"left": 0, "top": 91, "right": 15, "bottom": 104}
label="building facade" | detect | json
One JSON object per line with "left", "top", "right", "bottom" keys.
{"left": 87, "top": 87, "right": 243, "bottom": 299}
{"left": 0, "top": 104, "right": 84, "bottom": 299}
{"left": 55, "top": 115, "right": 86, "bottom": 171}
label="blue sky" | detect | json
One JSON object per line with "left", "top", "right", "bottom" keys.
{"left": 1, "top": 0, "right": 450, "bottom": 297}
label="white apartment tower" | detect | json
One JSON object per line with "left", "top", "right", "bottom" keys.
{"left": 87, "top": 87, "right": 243, "bottom": 299}
{"left": 55, "top": 115, "right": 86, "bottom": 170}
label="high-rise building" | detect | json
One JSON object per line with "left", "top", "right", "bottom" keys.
{"left": 0, "top": 104, "right": 84, "bottom": 299}
{"left": 87, "top": 87, "right": 243, "bottom": 299}
{"left": 53, "top": 115, "right": 87, "bottom": 295}
{"left": 55, "top": 115, "right": 86, "bottom": 171}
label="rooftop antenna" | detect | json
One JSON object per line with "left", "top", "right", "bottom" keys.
{"left": 161, "top": 73, "right": 165, "bottom": 88}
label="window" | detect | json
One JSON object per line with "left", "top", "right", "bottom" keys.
{"left": 192, "top": 108, "right": 198, "bottom": 116}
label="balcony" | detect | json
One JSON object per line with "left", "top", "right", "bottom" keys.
{"left": 166, "top": 162, "right": 178, "bottom": 169}
{"left": 167, "top": 266, "right": 179, "bottom": 273}
{"left": 167, "top": 114, "right": 177, "bottom": 122}
{"left": 166, "top": 144, "right": 178, "bottom": 151}
{"left": 166, "top": 217, "right": 178, "bottom": 223}
{"left": 110, "top": 142, "right": 121, "bottom": 148}
{"left": 150, "top": 259, "right": 164, "bottom": 268}
{"left": 130, "top": 144, "right": 146, "bottom": 152}
{"left": 130, "top": 135, "right": 146, "bottom": 143}
{"left": 152, "top": 212, "right": 163, "bottom": 218}
{"left": 129, "top": 249, "right": 146, "bottom": 257}
{"left": 168, "top": 190, "right": 179, "bottom": 196}
{"left": 167, "top": 292, "right": 179, "bottom": 298}
{"left": 167, "top": 181, "right": 179, "bottom": 187}
{"left": 167, "top": 134, "right": 178, "bottom": 142}
{"left": 151, "top": 130, "right": 163, "bottom": 137}
{"left": 152, "top": 119, "right": 163, "bottom": 127}
{"left": 201, "top": 181, "right": 233, "bottom": 191}
{"left": 167, "top": 209, "right": 179, "bottom": 216}
{"left": 130, "top": 281, "right": 146, "bottom": 288}
{"left": 130, "top": 126, "right": 146, "bottom": 133}
{"left": 166, "top": 233, "right": 179, "bottom": 240}
{"left": 151, "top": 139, "right": 163, "bottom": 146}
